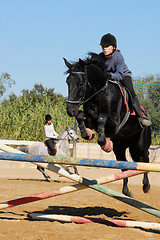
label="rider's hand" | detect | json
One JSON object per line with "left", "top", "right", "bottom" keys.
{"left": 104, "top": 70, "right": 112, "bottom": 79}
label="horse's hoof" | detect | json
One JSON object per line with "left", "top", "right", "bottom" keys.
{"left": 97, "top": 137, "right": 106, "bottom": 147}
{"left": 86, "top": 128, "right": 95, "bottom": 140}
{"left": 143, "top": 183, "right": 150, "bottom": 193}
{"left": 101, "top": 139, "right": 113, "bottom": 152}
{"left": 81, "top": 131, "right": 90, "bottom": 140}
{"left": 122, "top": 189, "right": 133, "bottom": 198}
{"left": 45, "top": 178, "right": 50, "bottom": 182}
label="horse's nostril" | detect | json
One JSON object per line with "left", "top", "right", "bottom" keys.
{"left": 67, "top": 106, "right": 78, "bottom": 117}
{"left": 67, "top": 110, "right": 75, "bottom": 117}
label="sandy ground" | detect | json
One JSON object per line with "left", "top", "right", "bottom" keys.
{"left": 0, "top": 166, "right": 160, "bottom": 240}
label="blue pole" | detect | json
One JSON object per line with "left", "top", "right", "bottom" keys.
{"left": 0, "top": 152, "right": 159, "bottom": 172}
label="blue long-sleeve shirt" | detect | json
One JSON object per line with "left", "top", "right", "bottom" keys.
{"left": 99, "top": 51, "right": 132, "bottom": 81}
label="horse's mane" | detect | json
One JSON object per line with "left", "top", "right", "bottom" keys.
{"left": 65, "top": 52, "right": 105, "bottom": 74}
{"left": 85, "top": 52, "right": 106, "bottom": 71}
{"left": 58, "top": 126, "right": 73, "bottom": 138}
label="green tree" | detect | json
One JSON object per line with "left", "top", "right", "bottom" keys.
{"left": 133, "top": 75, "right": 160, "bottom": 144}
{"left": 0, "top": 73, "right": 15, "bottom": 97}
{"left": 0, "top": 83, "right": 74, "bottom": 141}
{"left": 20, "top": 83, "right": 64, "bottom": 105}
{"left": 144, "top": 83, "right": 160, "bottom": 135}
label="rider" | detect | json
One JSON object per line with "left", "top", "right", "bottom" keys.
{"left": 99, "top": 33, "right": 151, "bottom": 127}
{"left": 44, "top": 114, "right": 59, "bottom": 155}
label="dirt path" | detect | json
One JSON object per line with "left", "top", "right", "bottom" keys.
{"left": 0, "top": 167, "right": 160, "bottom": 240}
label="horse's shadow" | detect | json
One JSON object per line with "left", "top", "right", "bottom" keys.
{"left": 0, "top": 206, "right": 126, "bottom": 219}
{"left": 1, "top": 207, "right": 160, "bottom": 234}
{"left": 27, "top": 206, "right": 160, "bottom": 233}
{"left": 31, "top": 205, "right": 126, "bottom": 218}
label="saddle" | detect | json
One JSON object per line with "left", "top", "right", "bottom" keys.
{"left": 109, "top": 80, "right": 145, "bottom": 134}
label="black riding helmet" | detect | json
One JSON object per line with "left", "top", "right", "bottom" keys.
{"left": 100, "top": 33, "right": 117, "bottom": 48}
{"left": 45, "top": 114, "right": 52, "bottom": 121}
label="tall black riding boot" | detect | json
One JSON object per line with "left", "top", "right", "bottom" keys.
{"left": 133, "top": 96, "right": 151, "bottom": 127}
{"left": 45, "top": 139, "right": 56, "bottom": 155}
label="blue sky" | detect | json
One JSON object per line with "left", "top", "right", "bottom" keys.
{"left": 1, "top": 0, "right": 160, "bottom": 98}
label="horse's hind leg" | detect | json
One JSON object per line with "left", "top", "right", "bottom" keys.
{"left": 141, "top": 152, "right": 150, "bottom": 193}
{"left": 61, "top": 165, "right": 79, "bottom": 175}
{"left": 73, "top": 165, "right": 79, "bottom": 174}
{"left": 143, "top": 172, "right": 150, "bottom": 193}
{"left": 113, "top": 141, "right": 132, "bottom": 197}
{"left": 37, "top": 166, "right": 51, "bottom": 182}
{"left": 130, "top": 143, "right": 150, "bottom": 193}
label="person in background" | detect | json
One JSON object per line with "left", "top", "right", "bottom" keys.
{"left": 44, "top": 114, "right": 58, "bottom": 155}
{"left": 99, "top": 33, "right": 151, "bottom": 127}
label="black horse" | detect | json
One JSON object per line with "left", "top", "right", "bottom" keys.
{"left": 64, "top": 53, "right": 151, "bottom": 197}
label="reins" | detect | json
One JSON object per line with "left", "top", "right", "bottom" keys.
{"left": 57, "top": 131, "right": 69, "bottom": 148}
{"left": 56, "top": 128, "right": 76, "bottom": 142}
{"left": 67, "top": 69, "right": 132, "bottom": 135}
{"left": 83, "top": 84, "right": 107, "bottom": 104}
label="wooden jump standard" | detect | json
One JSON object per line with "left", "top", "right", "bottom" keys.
{"left": 0, "top": 152, "right": 160, "bottom": 172}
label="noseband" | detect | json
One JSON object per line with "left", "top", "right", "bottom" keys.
{"left": 66, "top": 71, "right": 86, "bottom": 105}
{"left": 66, "top": 128, "right": 77, "bottom": 141}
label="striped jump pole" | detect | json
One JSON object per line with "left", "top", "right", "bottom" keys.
{"left": 4, "top": 161, "right": 160, "bottom": 219}
{"left": 0, "top": 152, "right": 160, "bottom": 172}
{"left": 28, "top": 213, "right": 160, "bottom": 231}
{"left": 0, "top": 169, "right": 145, "bottom": 210}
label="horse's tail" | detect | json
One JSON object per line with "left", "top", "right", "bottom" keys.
{"left": 17, "top": 145, "right": 29, "bottom": 153}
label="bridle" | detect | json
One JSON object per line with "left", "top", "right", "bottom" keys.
{"left": 57, "top": 128, "right": 78, "bottom": 142}
{"left": 66, "top": 71, "right": 107, "bottom": 105}
{"left": 66, "top": 127, "right": 78, "bottom": 141}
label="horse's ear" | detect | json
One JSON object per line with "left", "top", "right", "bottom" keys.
{"left": 79, "top": 58, "right": 84, "bottom": 68}
{"left": 63, "top": 58, "right": 72, "bottom": 69}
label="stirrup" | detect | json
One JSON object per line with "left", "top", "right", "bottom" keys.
{"left": 139, "top": 117, "right": 152, "bottom": 127}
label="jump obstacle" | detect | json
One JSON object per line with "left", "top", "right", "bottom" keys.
{"left": 0, "top": 168, "right": 145, "bottom": 210}
{"left": 1, "top": 150, "right": 160, "bottom": 230}
{"left": 1, "top": 153, "right": 160, "bottom": 218}
{"left": 0, "top": 152, "right": 160, "bottom": 172}
{"left": 0, "top": 142, "right": 146, "bottom": 210}
{"left": 28, "top": 213, "right": 160, "bottom": 231}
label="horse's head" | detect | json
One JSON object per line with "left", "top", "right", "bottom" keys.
{"left": 64, "top": 58, "right": 87, "bottom": 117}
{"left": 64, "top": 53, "right": 107, "bottom": 117}
{"left": 66, "top": 126, "right": 80, "bottom": 142}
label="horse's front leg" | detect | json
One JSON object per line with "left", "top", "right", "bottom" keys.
{"left": 97, "top": 113, "right": 113, "bottom": 152}
{"left": 76, "top": 111, "right": 94, "bottom": 140}
{"left": 97, "top": 113, "right": 107, "bottom": 146}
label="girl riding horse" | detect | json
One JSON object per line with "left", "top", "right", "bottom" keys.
{"left": 64, "top": 50, "right": 151, "bottom": 197}
{"left": 99, "top": 33, "right": 151, "bottom": 127}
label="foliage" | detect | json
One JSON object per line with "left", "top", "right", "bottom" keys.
{"left": 0, "top": 73, "right": 15, "bottom": 97}
{"left": 133, "top": 75, "right": 160, "bottom": 145}
{"left": 0, "top": 84, "right": 74, "bottom": 141}
{"left": 0, "top": 76, "right": 159, "bottom": 145}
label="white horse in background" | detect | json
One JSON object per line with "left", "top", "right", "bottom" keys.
{"left": 17, "top": 126, "right": 80, "bottom": 180}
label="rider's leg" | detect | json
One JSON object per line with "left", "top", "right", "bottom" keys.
{"left": 45, "top": 138, "right": 56, "bottom": 155}
{"left": 120, "top": 76, "right": 151, "bottom": 127}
